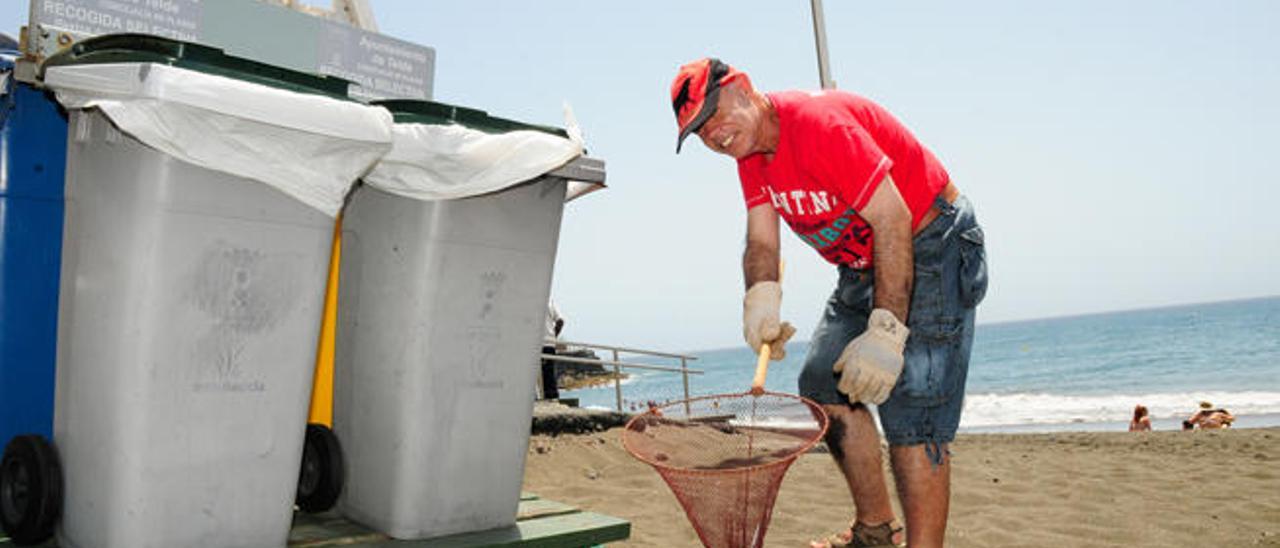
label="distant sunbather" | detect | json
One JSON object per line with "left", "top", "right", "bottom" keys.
{"left": 1128, "top": 405, "right": 1152, "bottom": 432}
{"left": 1186, "top": 401, "right": 1235, "bottom": 430}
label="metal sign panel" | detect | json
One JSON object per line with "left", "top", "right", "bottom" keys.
{"left": 317, "top": 23, "right": 433, "bottom": 102}
{"left": 31, "top": 0, "right": 204, "bottom": 41}
{"left": 26, "top": 0, "right": 434, "bottom": 100}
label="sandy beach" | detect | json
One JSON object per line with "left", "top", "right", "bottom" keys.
{"left": 523, "top": 426, "right": 1280, "bottom": 547}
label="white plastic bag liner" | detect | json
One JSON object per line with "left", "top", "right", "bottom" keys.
{"left": 363, "top": 101, "right": 605, "bottom": 202}
{"left": 561, "top": 102, "right": 606, "bottom": 203}
{"left": 363, "top": 122, "right": 584, "bottom": 202}
{"left": 43, "top": 62, "right": 394, "bottom": 217}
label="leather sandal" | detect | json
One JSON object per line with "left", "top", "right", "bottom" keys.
{"left": 810, "top": 519, "right": 905, "bottom": 548}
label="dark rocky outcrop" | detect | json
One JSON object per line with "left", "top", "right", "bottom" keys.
{"left": 531, "top": 401, "right": 631, "bottom": 435}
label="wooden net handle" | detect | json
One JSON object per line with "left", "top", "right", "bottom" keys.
{"left": 750, "top": 260, "right": 785, "bottom": 396}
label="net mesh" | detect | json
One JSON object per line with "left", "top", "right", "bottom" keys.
{"left": 622, "top": 392, "right": 829, "bottom": 548}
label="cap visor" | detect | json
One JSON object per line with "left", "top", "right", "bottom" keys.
{"left": 675, "top": 87, "right": 722, "bottom": 153}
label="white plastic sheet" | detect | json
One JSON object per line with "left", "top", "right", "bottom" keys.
{"left": 363, "top": 122, "right": 583, "bottom": 201}
{"left": 561, "top": 103, "right": 606, "bottom": 203}
{"left": 44, "top": 62, "right": 394, "bottom": 217}
{"left": 364, "top": 102, "right": 604, "bottom": 202}
{"left": 358, "top": 101, "right": 601, "bottom": 202}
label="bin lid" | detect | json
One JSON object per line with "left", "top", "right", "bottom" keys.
{"left": 42, "top": 34, "right": 352, "bottom": 100}
{"left": 375, "top": 99, "right": 569, "bottom": 139}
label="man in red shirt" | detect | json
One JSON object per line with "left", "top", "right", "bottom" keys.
{"left": 671, "top": 58, "right": 988, "bottom": 548}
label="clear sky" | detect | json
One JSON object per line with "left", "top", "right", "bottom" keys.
{"left": 4, "top": 2, "right": 1278, "bottom": 353}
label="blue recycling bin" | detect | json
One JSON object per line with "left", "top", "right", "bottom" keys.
{"left": 0, "top": 51, "right": 68, "bottom": 448}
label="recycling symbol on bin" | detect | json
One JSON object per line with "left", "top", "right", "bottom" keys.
{"left": 188, "top": 241, "right": 301, "bottom": 385}
{"left": 478, "top": 270, "right": 507, "bottom": 321}
{"left": 465, "top": 270, "right": 508, "bottom": 387}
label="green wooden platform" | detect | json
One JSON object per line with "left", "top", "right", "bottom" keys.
{"left": 1, "top": 494, "right": 630, "bottom": 548}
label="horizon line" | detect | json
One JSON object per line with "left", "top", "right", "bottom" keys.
{"left": 668, "top": 293, "right": 1280, "bottom": 355}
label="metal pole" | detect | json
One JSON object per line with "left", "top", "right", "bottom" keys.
{"left": 810, "top": 0, "right": 836, "bottom": 89}
{"left": 613, "top": 349, "right": 623, "bottom": 412}
{"left": 681, "top": 357, "right": 691, "bottom": 416}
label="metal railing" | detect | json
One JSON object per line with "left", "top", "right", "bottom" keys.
{"left": 542, "top": 338, "right": 702, "bottom": 412}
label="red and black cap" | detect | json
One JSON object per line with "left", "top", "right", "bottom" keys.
{"left": 670, "top": 57, "right": 749, "bottom": 153}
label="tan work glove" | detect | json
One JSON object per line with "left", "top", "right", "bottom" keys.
{"left": 742, "top": 281, "right": 796, "bottom": 360}
{"left": 834, "top": 308, "right": 910, "bottom": 404}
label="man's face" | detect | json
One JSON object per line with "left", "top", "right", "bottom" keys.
{"left": 695, "top": 83, "right": 761, "bottom": 159}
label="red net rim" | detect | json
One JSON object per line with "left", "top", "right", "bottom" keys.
{"left": 621, "top": 390, "right": 830, "bottom": 475}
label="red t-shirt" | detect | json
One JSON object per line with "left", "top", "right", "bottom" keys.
{"left": 738, "top": 91, "right": 949, "bottom": 269}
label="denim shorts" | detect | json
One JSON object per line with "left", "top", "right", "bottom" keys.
{"left": 798, "top": 195, "right": 988, "bottom": 460}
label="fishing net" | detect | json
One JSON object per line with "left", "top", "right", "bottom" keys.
{"left": 622, "top": 392, "right": 828, "bottom": 548}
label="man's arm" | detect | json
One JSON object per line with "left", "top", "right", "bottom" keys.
{"left": 743, "top": 203, "right": 781, "bottom": 289}
{"left": 831, "top": 175, "right": 914, "bottom": 404}
{"left": 858, "top": 175, "right": 914, "bottom": 323}
{"left": 740, "top": 203, "right": 793, "bottom": 359}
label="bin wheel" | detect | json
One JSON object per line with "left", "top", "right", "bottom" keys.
{"left": 296, "top": 424, "right": 344, "bottom": 513}
{"left": 1, "top": 435, "right": 61, "bottom": 546}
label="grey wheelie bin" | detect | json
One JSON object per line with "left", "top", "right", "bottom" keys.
{"left": 332, "top": 100, "right": 604, "bottom": 540}
{"left": 35, "top": 35, "right": 392, "bottom": 548}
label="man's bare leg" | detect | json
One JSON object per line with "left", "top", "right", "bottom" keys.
{"left": 889, "top": 444, "right": 951, "bottom": 548}
{"left": 809, "top": 403, "right": 899, "bottom": 547}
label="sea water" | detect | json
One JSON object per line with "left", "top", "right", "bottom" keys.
{"left": 562, "top": 296, "right": 1280, "bottom": 432}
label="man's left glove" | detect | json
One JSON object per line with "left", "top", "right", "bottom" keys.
{"left": 833, "top": 308, "right": 910, "bottom": 404}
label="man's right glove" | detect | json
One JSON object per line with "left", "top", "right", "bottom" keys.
{"left": 834, "top": 308, "right": 910, "bottom": 404}
{"left": 743, "top": 281, "right": 796, "bottom": 360}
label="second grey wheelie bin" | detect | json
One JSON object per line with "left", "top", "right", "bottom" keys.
{"left": 332, "top": 100, "right": 604, "bottom": 540}
{"left": 33, "top": 35, "right": 393, "bottom": 548}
